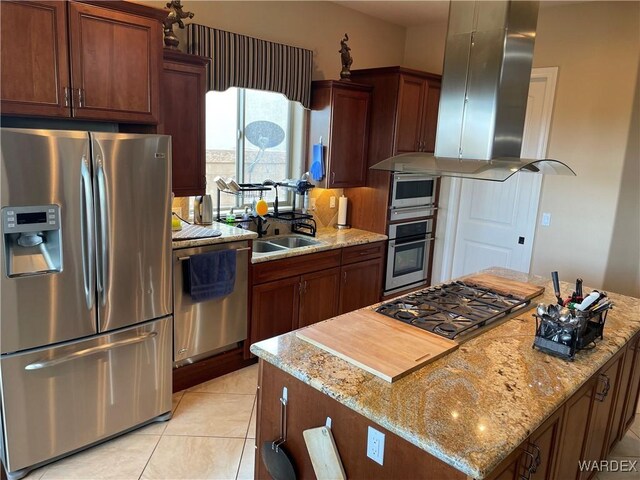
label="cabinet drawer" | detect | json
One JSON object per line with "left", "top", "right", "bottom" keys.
{"left": 252, "top": 249, "right": 341, "bottom": 285}
{"left": 341, "top": 241, "right": 385, "bottom": 265}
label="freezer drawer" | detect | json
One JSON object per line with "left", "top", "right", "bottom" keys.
{"left": 0, "top": 316, "right": 172, "bottom": 474}
{"left": 173, "top": 241, "right": 249, "bottom": 365}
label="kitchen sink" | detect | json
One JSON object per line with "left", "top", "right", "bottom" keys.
{"left": 253, "top": 241, "right": 288, "bottom": 253}
{"left": 269, "top": 236, "right": 320, "bottom": 248}
{"left": 253, "top": 235, "right": 321, "bottom": 254}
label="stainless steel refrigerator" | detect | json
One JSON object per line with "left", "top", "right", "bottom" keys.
{"left": 0, "top": 128, "right": 173, "bottom": 480}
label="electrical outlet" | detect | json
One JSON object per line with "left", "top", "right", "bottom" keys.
{"left": 309, "top": 197, "right": 317, "bottom": 211}
{"left": 330, "top": 196, "right": 336, "bottom": 208}
{"left": 172, "top": 207, "right": 183, "bottom": 218}
{"left": 366, "top": 426, "right": 385, "bottom": 465}
{"left": 541, "top": 212, "right": 551, "bottom": 226}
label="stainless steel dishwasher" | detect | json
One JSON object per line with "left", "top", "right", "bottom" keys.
{"left": 172, "top": 240, "right": 249, "bottom": 366}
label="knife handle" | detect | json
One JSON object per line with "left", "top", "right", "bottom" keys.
{"left": 551, "top": 271, "right": 561, "bottom": 296}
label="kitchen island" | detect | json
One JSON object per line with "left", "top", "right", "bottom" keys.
{"left": 250, "top": 268, "right": 640, "bottom": 479}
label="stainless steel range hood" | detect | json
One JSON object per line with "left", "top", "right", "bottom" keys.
{"left": 371, "top": 0, "right": 576, "bottom": 182}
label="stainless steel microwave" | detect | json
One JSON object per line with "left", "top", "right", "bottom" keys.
{"left": 390, "top": 173, "right": 435, "bottom": 209}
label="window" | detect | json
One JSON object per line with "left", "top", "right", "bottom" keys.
{"left": 205, "top": 88, "right": 306, "bottom": 213}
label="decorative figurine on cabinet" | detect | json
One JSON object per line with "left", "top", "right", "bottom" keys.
{"left": 163, "top": 0, "right": 194, "bottom": 49}
{"left": 339, "top": 33, "right": 353, "bottom": 80}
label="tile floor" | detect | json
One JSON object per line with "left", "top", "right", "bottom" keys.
{"left": 23, "top": 364, "right": 259, "bottom": 480}
{"left": 17, "top": 364, "right": 640, "bottom": 480}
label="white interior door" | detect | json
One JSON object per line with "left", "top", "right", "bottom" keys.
{"left": 449, "top": 68, "right": 557, "bottom": 278}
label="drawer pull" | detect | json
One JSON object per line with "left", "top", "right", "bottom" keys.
{"left": 596, "top": 373, "right": 611, "bottom": 402}
{"left": 25, "top": 331, "right": 158, "bottom": 371}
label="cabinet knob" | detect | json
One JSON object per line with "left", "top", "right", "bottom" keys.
{"left": 64, "top": 87, "right": 70, "bottom": 107}
{"left": 331, "top": 171, "right": 336, "bottom": 185}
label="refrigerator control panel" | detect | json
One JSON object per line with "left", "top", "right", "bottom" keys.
{"left": 2, "top": 205, "right": 60, "bottom": 234}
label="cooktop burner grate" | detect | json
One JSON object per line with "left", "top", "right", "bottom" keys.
{"left": 375, "top": 281, "right": 529, "bottom": 340}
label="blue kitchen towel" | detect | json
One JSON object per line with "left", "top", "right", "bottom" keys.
{"left": 310, "top": 143, "right": 324, "bottom": 181}
{"left": 185, "top": 250, "right": 236, "bottom": 302}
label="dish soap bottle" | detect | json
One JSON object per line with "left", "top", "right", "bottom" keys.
{"left": 225, "top": 208, "right": 235, "bottom": 226}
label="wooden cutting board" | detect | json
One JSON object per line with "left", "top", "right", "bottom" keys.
{"left": 296, "top": 310, "right": 458, "bottom": 382}
{"left": 463, "top": 274, "right": 544, "bottom": 301}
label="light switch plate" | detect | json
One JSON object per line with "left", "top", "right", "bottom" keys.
{"left": 330, "top": 196, "right": 336, "bottom": 208}
{"left": 541, "top": 212, "right": 551, "bottom": 226}
{"left": 366, "top": 426, "right": 385, "bottom": 465}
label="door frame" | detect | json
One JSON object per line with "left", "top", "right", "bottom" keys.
{"left": 436, "top": 67, "right": 559, "bottom": 282}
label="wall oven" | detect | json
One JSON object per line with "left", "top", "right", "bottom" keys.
{"left": 390, "top": 173, "right": 435, "bottom": 210}
{"left": 385, "top": 218, "right": 433, "bottom": 294}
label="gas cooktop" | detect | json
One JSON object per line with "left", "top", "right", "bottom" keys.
{"left": 375, "top": 281, "right": 529, "bottom": 340}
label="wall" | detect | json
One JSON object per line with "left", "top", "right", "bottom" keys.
{"left": 402, "top": 21, "right": 447, "bottom": 74}
{"left": 405, "top": 2, "right": 640, "bottom": 296}
{"left": 138, "top": 1, "right": 406, "bottom": 80}
{"left": 530, "top": 1, "right": 639, "bottom": 295}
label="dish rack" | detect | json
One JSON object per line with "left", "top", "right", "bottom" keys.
{"left": 532, "top": 308, "right": 611, "bottom": 361}
{"left": 215, "top": 182, "right": 317, "bottom": 237}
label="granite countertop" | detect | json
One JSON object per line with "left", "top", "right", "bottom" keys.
{"left": 251, "top": 227, "right": 388, "bottom": 264}
{"left": 250, "top": 267, "right": 640, "bottom": 479}
{"left": 171, "top": 222, "right": 257, "bottom": 249}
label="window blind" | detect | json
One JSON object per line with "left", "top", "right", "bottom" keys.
{"left": 187, "top": 24, "right": 313, "bottom": 108}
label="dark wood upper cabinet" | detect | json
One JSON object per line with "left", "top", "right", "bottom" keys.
{"left": 68, "top": 2, "right": 161, "bottom": 123}
{"left": 0, "top": 1, "right": 71, "bottom": 117}
{"left": 159, "top": 50, "right": 208, "bottom": 197}
{"left": 345, "top": 67, "right": 442, "bottom": 235}
{"left": 1, "top": 1, "right": 162, "bottom": 124}
{"left": 308, "top": 80, "right": 372, "bottom": 188}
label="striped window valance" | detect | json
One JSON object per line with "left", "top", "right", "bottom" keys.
{"left": 187, "top": 24, "right": 313, "bottom": 108}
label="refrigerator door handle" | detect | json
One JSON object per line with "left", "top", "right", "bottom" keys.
{"left": 24, "top": 331, "right": 158, "bottom": 371}
{"left": 96, "top": 158, "right": 110, "bottom": 306}
{"left": 80, "top": 156, "right": 95, "bottom": 311}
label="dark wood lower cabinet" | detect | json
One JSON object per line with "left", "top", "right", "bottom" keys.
{"left": 298, "top": 267, "right": 340, "bottom": 328}
{"left": 250, "top": 243, "right": 385, "bottom": 346}
{"left": 254, "top": 332, "right": 640, "bottom": 480}
{"left": 581, "top": 353, "right": 624, "bottom": 479}
{"left": 338, "top": 258, "right": 383, "bottom": 315}
{"left": 251, "top": 276, "right": 299, "bottom": 343}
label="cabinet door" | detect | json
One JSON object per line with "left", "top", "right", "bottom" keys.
{"left": 338, "top": 258, "right": 383, "bottom": 315}
{"left": 555, "top": 380, "right": 595, "bottom": 480}
{"left": 0, "top": 1, "right": 70, "bottom": 117}
{"left": 251, "top": 277, "right": 300, "bottom": 344}
{"left": 161, "top": 58, "right": 207, "bottom": 196}
{"left": 582, "top": 354, "right": 623, "bottom": 472}
{"left": 621, "top": 335, "right": 640, "bottom": 434}
{"left": 328, "top": 87, "right": 370, "bottom": 187}
{"left": 394, "top": 75, "right": 426, "bottom": 154}
{"left": 68, "top": 2, "right": 161, "bottom": 123}
{"left": 421, "top": 80, "right": 441, "bottom": 153}
{"left": 609, "top": 345, "right": 635, "bottom": 450}
{"left": 298, "top": 267, "right": 340, "bottom": 328}
{"left": 529, "top": 407, "right": 563, "bottom": 480}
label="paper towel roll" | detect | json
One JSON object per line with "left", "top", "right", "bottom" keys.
{"left": 338, "top": 195, "right": 348, "bottom": 226}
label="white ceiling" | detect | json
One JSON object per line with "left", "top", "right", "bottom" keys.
{"left": 333, "top": 1, "right": 586, "bottom": 28}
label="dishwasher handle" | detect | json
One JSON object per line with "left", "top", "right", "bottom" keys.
{"left": 176, "top": 246, "right": 251, "bottom": 262}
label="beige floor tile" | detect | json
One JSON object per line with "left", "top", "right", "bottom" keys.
{"left": 173, "top": 390, "right": 186, "bottom": 412}
{"left": 188, "top": 364, "right": 258, "bottom": 395}
{"left": 247, "top": 398, "right": 257, "bottom": 439}
{"left": 165, "top": 392, "right": 255, "bottom": 438}
{"left": 141, "top": 436, "right": 244, "bottom": 480}
{"left": 40, "top": 433, "right": 160, "bottom": 480}
{"left": 631, "top": 415, "right": 640, "bottom": 439}
{"left": 134, "top": 419, "right": 169, "bottom": 435}
{"left": 236, "top": 439, "right": 256, "bottom": 480}
{"left": 596, "top": 458, "right": 639, "bottom": 480}
{"left": 611, "top": 431, "right": 640, "bottom": 458}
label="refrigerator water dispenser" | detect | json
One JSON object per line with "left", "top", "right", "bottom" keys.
{"left": 2, "top": 205, "right": 62, "bottom": 277}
